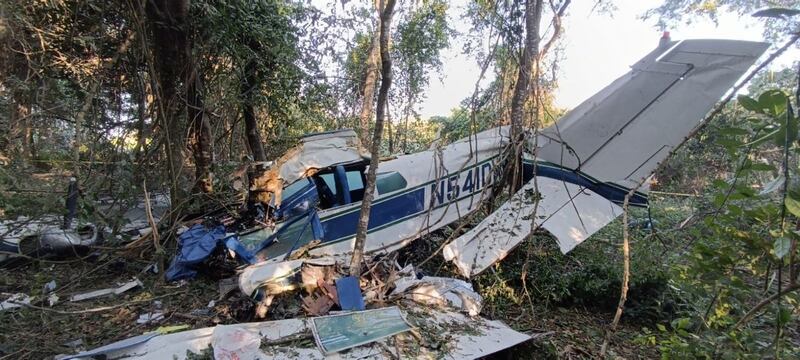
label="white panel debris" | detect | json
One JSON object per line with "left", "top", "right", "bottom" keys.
{"left": 443, "top": 178, "right": 622, "bottom": 278}
{"left": 0, "top": 293, "right": 33, "bottom": 312}
{"left": 391, "top": 276, "right": 483, "bottom": 316}
{"left": 69, "top": 278, "right": 143, "bottom": 302}
{"left": 238, "top": 257, "right": 337, "bottom": 296}
{"left": 65, "top": 308, "right": 531, "bottom": 360}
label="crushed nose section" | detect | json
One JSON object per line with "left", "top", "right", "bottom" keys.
{"left": 250, "top": 129, "right": 371, "bottom": 206}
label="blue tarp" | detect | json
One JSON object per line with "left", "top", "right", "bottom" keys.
{"left": 165, "top": 224, "right": 255, "bottom": 281}
{"left": 165, "top": 182, "right": 325, "bottom": 281}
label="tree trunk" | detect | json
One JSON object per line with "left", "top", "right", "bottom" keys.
{"left": 242, "top": 58, "right": 267, "bottom": 163}
{"left": 187, "top": 54, "right": 213, "bottom": 193}
{"left": 402, "top": 96, "right": 411, "bottom": 153}
{"left": 8, "top": 93, "right": 31, "bottom": 158}
{"left": 507, "top": 0, "right": 543, "bottom": 192}
{"left": 357, "top": 1, "right": 383, "bottom": 147}
{"left": 146, "top": 0, "right": 191, "bottom": 206}
{"left": 350, "top": 0, "right": 397, "bottom": 277}
{"left": 386, "top": 100, "right": 393, "bottom": 154}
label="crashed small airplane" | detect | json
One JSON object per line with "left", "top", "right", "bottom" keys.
{"left": 221, "top": 38, "right": 770, "bottom": 290}
{"left": 52, "top": 38, "right": 770, "bottom": 359}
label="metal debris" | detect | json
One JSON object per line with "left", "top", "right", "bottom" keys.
{"left": 391, "top": 275, "right": 483, "bottom": 316}
{"left": 64, "top": 307, "right": 529, "bottom": 359}
{"left": 311, "top": 306, "right": 411, "bottom": 354}
{"left": 69, "top": 278, "right": 143, "bottom": 302}
{"left": 0, "top": 293, "right": 32, "bottom": 311}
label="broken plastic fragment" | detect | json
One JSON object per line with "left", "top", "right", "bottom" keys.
{"left": 69, "top": 278, "right": 142, "bottom": 302}
{"left": 335, "top": 276, "right": 365, "bottom": 311}
{"left": 0, "top": 293, "right": 33, "bottom": 311}
{"left": 310, "top": 306, "right": 411, "bottom": 354}
{"left": 136, "top": 311, "right": 165, "bottom": 324}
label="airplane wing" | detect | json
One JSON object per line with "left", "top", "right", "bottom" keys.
{"left": 536, "top": 39, "right": 769, "bottom": 188}
{"left": 443, "top": 39, "right": 769, "bottom": 278}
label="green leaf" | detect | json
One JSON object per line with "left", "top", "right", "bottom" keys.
{"left": 741, "top": 128, "right": 779, "bottom": 147}
{"left": 717, "top": 127, "right": 749, "bottom": 136}
{"left": 774, "top": 237, "right": 791, "bottom": 259}
{"left": 785, "top": 196, "right": 800, "bottom": 218}
{"left": 777, "top": 306, "right": 792, "bottom": 325}
{"left": 737, "top": 95, "right": 761, "bottom": 113}
{"left": 715, "top": 138, "right": 741, "bottom": 149}
{"left": 758, "top": 90, "right": 788, "bottom": 116}
{"left": 656, "top": 323, "right": 667, "bottom": 332}
{"left": 672, "top": 317, "right": 691, "bottom": 330}
{"left": 773, "top": 106, "right": 797, "bottom": 146}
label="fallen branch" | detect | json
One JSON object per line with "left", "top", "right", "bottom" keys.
{"left": 600, "top": 184, "right": 638, "bottom": 355}
{"left": 733, "top": 281, "right": 800, "bottom": 329}
{"left": 262, "top": 331, "right": 313, "bottom": 346}
{"left": 143, "top": 182, "right": 162, "bottom": 253}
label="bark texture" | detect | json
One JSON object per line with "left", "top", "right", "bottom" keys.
{"left": 508, "top": 0, "right": 543, "bottom": 191}
{"left": 357, "top": 1, "right": 383, "bottom": 147}
{"left": 242, "top": 58, "right": 267, "bottom": 163}
{"left": 147, "top": 0, "right": 213, "bottom": 199}
{"left": 350, "top": 0, "right": 397, "bottom": 277}
{"left": 146, "top": 0, "right": 190, "bottom": 205}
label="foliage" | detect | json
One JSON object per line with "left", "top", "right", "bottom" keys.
{"left": 748, "top": 62, "right": 800, "bottom": 96}
{"left": 646, "top": 0, "right": 800, "bottom": 40}
{"left": 643, "top": 89, "right": 800, "bottom": 358}
{"left": 393, "top": 0, "right": 451, "bottom": 100}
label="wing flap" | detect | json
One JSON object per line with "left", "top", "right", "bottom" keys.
{"left": 442, "top": 177, "right": 622, "bottom": 278}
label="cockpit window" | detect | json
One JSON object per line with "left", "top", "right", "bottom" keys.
{"left": 376, "top": 172, "right": 407, "bottom": 194}
{"left": 310, "top": 163, "right": 370, "bottom": 209}
{"left": 318, "top": 173, "right": 338, "bottom": 195}
{"left": 346, "top": 171, "right": 364, "bottom": 191}
{"left": 282, "top": 178, "right": 314, "bottom": 201}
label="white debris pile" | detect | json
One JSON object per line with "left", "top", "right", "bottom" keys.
{"left": 391, "top": 275, "right": 483, "bottom": 316}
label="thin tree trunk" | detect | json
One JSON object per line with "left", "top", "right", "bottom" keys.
{"left": 402, "top": 96, "right": 411, "bottom": 153}
{"left": 350, "top": 0, "right": 397, "bottom": 277}
{"left": 386, "top": 100, "right": 393, "bottom": 154}
{"left": 357, "top": 1, "right": 383, "bottom": 147}
{"left": 72, "top": 31, "right": 134, "bottom": 179}
{"left": 187, "top": 56, "right": 213, "bottom": 193}
{"left": 8, "top": 94, "right": 30, "bottom": 158}
{"left": 1, "top": 15, "right": 31, "bottom": 159}
{"left": 507, "top": 0, "right": 543, "bottom": 191}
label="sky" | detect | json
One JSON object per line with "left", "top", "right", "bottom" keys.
{"left": 418, "top": 0, "right": 794, "bottom": 118}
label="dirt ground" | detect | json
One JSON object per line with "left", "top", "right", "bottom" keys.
{"left": 0, "top": 242, "right": 660, "bottom": 360}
